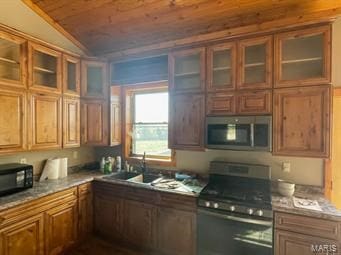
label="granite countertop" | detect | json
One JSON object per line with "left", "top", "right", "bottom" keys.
{"left": 272, "top": 185, "right": 341, "bottom": 221}
{"left": 0, "top": 170, "right": 206, "bottom": 212}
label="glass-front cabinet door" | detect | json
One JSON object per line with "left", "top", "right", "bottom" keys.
{"left": 169, "top": 48, "right": 205, "bottom": 93}
{"left": 63, "top": 54, "right": 80, "bottom": 96}
{"left": 237, "top": 36, "right": 272, "bottom": 90}
{"left": 0, "top": 31, "right": 27, "bottom": 88}
{"left": 274, "top": 25, "right": 331, "bottom": 87}
{"left": 28, "top": 43, "right": 62, "bottom": 93}
{"left": 81, "top": 60, "right": 108, "bottom": 98}
{"left": 207, "top": 43, "right": 236, "bottom": 92}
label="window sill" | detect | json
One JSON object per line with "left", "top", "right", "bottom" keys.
{"left": 127, "top": 156, "right": 176, "bottom": 167}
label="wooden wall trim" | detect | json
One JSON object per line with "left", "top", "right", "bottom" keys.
{"left": 21, "top": 0, "right": 91, "bottom": 56}
{"left": 103, "top": 14, "right": 337, "bottom": 61}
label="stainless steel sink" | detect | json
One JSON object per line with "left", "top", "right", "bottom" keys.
{"left": 103, "top": 171, "right": 140, "bottom": 180}
{"left": 128, "top": 173, "right": 162, "bottom": 184}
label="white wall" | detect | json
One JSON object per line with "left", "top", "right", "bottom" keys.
{"left": 0, "top": 0, "right": 83, "bottom": 55}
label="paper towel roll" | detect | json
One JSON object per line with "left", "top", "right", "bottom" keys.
{"left": 40, "top": 158, "right": 60, "bottom": 181}
{"left": 59, "top": 158, "right": 68, "bottom": 178}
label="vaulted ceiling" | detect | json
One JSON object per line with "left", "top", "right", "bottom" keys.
{"left": 23, "top": 0, "right": 341, "bottom": 56}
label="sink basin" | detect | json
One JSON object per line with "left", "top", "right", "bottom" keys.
{"left": 128, "top": 173, "right": 162, "bottom": 184}
{"left": 103, "top": 171, "right": 140, "bottom": 180}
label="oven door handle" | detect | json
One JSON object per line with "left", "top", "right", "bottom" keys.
{"left": 198, "top": 209, "right": 273, "bottom": 227}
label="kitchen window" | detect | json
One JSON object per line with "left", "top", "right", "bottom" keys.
{"left": 123, "top": 82, "right": 175, "bottom": 165}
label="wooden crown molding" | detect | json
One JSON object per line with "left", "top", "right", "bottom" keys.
{"left": 21, "top": 0, "right": 92, "bottom": 56}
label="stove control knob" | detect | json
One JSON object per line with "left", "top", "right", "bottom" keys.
{"left": 205, "top": 201, "right": 211, "bottom": 207}
{"left": 213, "top": 203, "right": 219, "bottom": 209}
{"left": 256, "top": 210, "right": 264, "bottom": 217}
{"left": 229, "top": 206, "right": 235, "bottom": 212}
{"left": 247, "top": 208, "right": 254, "bottom": 215}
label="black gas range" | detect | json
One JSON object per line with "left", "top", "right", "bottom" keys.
{"left": 197, "top": 161, "right": 273, "bottom": 255}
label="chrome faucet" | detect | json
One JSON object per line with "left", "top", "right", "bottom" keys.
{"left": 140, "top": 152, "right": 147, "bottom": 174}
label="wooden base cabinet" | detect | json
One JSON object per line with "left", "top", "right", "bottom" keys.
{"left": 78, "top": 183, "right": 93, "bottom": 241}
{"left": 0, "top": 214, "right": 44, "bottom": 255}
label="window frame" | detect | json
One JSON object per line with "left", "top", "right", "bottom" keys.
{"left": 122, "top": 81, "right": 175, "bottom": 166}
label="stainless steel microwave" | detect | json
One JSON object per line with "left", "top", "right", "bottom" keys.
{"left": 206, "top": 116, "right": 272, "bottom": 151}
{"left": 0, "top": 163, "right": 33, "bottom": 196}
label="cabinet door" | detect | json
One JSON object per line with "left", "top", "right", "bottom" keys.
{"left": 28, "top": 42, "right": 62, "bottom": 93}
{"left": 169, "top": 93, "right": 205, "bottom": 150}
{"left": 81, "top": 60, "right": 108, "bottom": 98}
{"left": 93, "top": 195, "right": 123, "bottom": 241}
{"left": 0, "top": 31, "right": 27, "bottom": 88}
{"left": 63, "top": 97, "right": 80, "bottom": 148}
{"left": 236, "top": 90, "right": 272, "bottom": 115}
{"left": 207, "top": 92, "right": 235, "bottom": 116}
{"left": 123, "top": 199, "right": 156, "bottom": 251}
{"left": 44, "top": 200, "right": 78, "bottom": 255}
{"left": 274, "top": 25, "right": 331, "bottom": 87}
{"left": 110, "top": 86, "right": 121, "bottom": 146}
{"left": 273, "top": 86, "right": 330, "bottom": 157}
{"left": 207, "top": 42, "right": 236, "bottom": 92}
{"left": 156, "top": 207, "right": 196, "bottom": 255}
{"left": 0, "top": 214, "right": 44, "bottom": 255}
{"left": 78, "top": 193, "right": 93, "bottom": 241}
{"left": 81, "top": 99, "right": 108, "bottom": 146}
{"left": 237, "top": 36, "right": 272, "bottom": 90}
{"left": 169, "top": 48, "right": 205, "bottom": 93}
{"left": 275, "top": 230, "right": 339, "bottom": 255}
{"left": 29, "top": 93, "right": 62, "bottom": 150}
{"left": 0, "top": 88, "right": 27, "bottom": 153}
{"left": 63, "top": 54, "right": 80, "bottom": 96}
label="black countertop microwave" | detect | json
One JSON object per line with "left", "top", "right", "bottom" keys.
{"left": 206, "top": 116, "right": 272, "bottom": 151}
{"left": 0, "top": 163, "right": 33, "bottom": 196}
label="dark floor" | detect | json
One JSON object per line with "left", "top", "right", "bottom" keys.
{"left": 67, "top": 236, "right": 146, "bottom": 255}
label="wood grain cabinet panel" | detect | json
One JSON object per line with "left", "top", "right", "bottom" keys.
{"left": 78, "top": 184, "right": 93, "bottom": 241}
{"left": 274, "top": 25, "right": 331, "bottom": 88}
{"left": 169, "top": 93, "right": 205, "bottom": 150}
{"left": 0, "top": 88, "right": 27, "bottom": 153}
{"left": 207, "top": 42, "right": 236, "bottom": 92}
{"left": 123, "top": 200, "right": 156, "bottom": 251}
{"left": 63, "top": 54, "right": 80, "bottom": 96}
{"left": 44, "top": 200, "right": 78, "bottom": 255}
{"left": 63, "top": 96, "right": 80, "bottom": 148}
{"left": 156, "top": 207, "right": 196, "bottom": 255}
{"left": 0, "top": 31, "right": 27, "bottom": 89}
{"left": 273, "top": 85, "right": 330, "bottom": 157}
{"left": 207, "top": 92, "right": 235, "bottom": 116}
{"left": 29, "top": 93, "right": 62, "bottom": 150}
{"left": 81, "top": 99, "right": 108, "bottom": 146}
{"left": 169, "top": 48, "right": 205, "bottom": 93}
{"left": 237, "top": 35, "right": 273, "bottom": 90}
{"left": 81, "top": 60, "right": 108, "bottom": 99}
{"left": 0, "top": 214, "right": 44, "bottom": 255}
{"left": 236, "top": 90, "right": 272, "bottom": 115}
{"left": 275, "top": 230, "right": 339, "bottom": 255}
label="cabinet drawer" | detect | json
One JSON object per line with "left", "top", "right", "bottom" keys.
{"left": 207, "top": 93, "right": 235, "bottom": 116}
{"left": 78, "top": 182, "right": 92, "bottom": 196}
{"left": 157, "top": 192, "right": 197, "bottom": 212}
{"left": 275, "top": 212, "right": 341, "bottom": 241}
{"left": 236, "top": 90, "right": 272, "bottom": 115}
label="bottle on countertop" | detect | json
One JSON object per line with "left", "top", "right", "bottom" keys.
{"left": 125, "top": 161, "right": 130, "bottom": 172}
{"left": 116, "top": 156, "right": 121, "bottom": 171}
{"left": 104, "top": 157, "right": 112, "bottom": 175}
{"left": 100, "top": 157, "right": 105, "bottom": 173}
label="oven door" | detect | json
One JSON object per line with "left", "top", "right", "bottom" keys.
{"left": 197, "top": 209, "right": 273, "bottom": 255}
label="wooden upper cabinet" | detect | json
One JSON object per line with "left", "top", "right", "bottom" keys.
{"left": 274, "top": 25, "right": 331, "bottom": 87}
{"left": 273, "top": 85, "right": 330, "bottom": 157}
{"left": 63, "top": 54, "right": 80, "bottom": 96}
{"left": 0, "top": 88, "right": 27, "bottom": 153}
{"left": 29, "top": 93, "right": 62, "bottom": 150}
{"left": 169, "top": 93, "right": 205, "bottom": 150}
{"left": 110, "top": 86, "right": 121, "bottom": 146}
{"left": 81, "top": 60, "right": 108, "bottom": 99}
{"left": 169, "top": 48, "right": 205, "bottom": 93}
{"left": 0, "top": 214, "right": 44, "bottom": 255}
{"left": 28, "top": 43, "right": 62, "bottom": 93}
{"left": 207, "top": 42, "right": 236, "bottom": 92}
{"left": 236, "top": 90, "right": 272, "bottom": 115}
{"left": 63, "top": 96, "right": 80, "bottom": 148}
{"left": 207, "top": 92, "right": 235, "bottom": 116}
{"left": 237, "top": 36, "right": 273, "bottom": 90}
{"left": 81, "top": 99, "right": 108, "bottom": 146}
{"left": 0, "top": 31, "right": 27, "bottom": 89}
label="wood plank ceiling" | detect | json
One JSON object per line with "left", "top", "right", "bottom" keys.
{"left": 23, "top": 0, "right": 341, "bottom": 56}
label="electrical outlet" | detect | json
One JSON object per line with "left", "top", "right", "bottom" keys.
{"left": 73, "top": 151, "right": 78, "bottom": 159}
{"left": 282, "top": 162, "right": 291, "bottom": 173}
{"left": 20, "top": 158, "right": 27, "bottom": 164}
